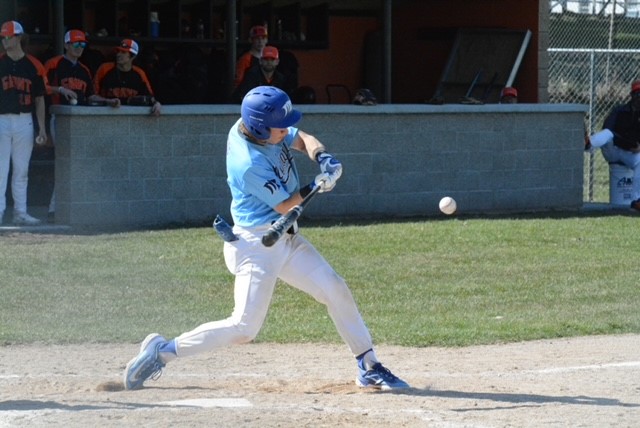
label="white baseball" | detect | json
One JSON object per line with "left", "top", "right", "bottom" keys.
{"left": 439, "top": 196, "right": 457, "bottom": 215}
{"left": 69, "top": 98, "right": 78, "bottom": 105}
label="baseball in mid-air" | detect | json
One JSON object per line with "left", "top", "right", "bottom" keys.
{"left": 69, "top": 98, "right": 78, "bottom": 105}
{"left": 439, "top": 196, "right": 457, "bottom": 215}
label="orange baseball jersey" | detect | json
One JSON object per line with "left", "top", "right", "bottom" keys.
{"left": 0, "top": 53, "right": 47, "bottom": 113}
{"left": 93, "top": 62, "right": 154, "bottom": 101}
{"left": 234, "top": 52, "right": 260, "bottom": 88}
{"left": 44, "top": 55, "right": 95, "bottom": 105}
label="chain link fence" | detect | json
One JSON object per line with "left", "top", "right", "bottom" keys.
{"left": 549, "top": 0, "right": 640, "bottom": 202}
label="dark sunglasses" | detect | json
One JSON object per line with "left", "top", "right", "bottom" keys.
{"left": 71, "top": 41, "right": 87, "bottom": 48}
{"left": 2, "top": 35, "right": 15, "bottom": 41}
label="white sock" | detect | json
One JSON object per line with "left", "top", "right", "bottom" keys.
{"left": 361, "top": 349, "right": 379, "bottom": 370}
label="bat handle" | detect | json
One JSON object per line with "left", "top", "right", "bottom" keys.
{"left": 261, "top": 182, "right": 322, "bottom": 248}
{"left": 261, "top": 206, "right": 302, "bottom": 247}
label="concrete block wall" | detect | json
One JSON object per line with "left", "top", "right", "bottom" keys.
{"left": 51, "top": 103, "right": 587, "bottom": 227}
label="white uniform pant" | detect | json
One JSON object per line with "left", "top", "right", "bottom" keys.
{"left": 48, "top": 114, "right": 56, "bottom": 213}
{"left": 601, "top": 142, "right": 640, "bottom": 200}
{"left": 174, "top": 225, "right": 374, "bottom": 358}
{"left": 0, "top": 113, "right": 34, "bottom": 214}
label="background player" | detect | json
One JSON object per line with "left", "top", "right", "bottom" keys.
{"left": 93, "top": 39, "right": 161, "bottom": 115}
{"left": 588, "top": 80, "right": 640, "bottom": 211}
{"left": 0, "top": 21, "right": 47, "bottom": 225}
{"left": 43, "top": 29, "right": 120, "bottom": 220}
{"left": 231, "top": 46, "right": 295, "bottom": 103}
{"left": 233, "top": 25, "right": 268, "bottom": 89}
{"left": 123, "top": 86, "right": 409, "bottom": 391}
{"left": 45, "top": 29, "right": 120, "bottom": 107}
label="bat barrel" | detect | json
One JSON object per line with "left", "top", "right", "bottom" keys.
{"left": 261, "top": 231, "right": 280, "bottom": 247}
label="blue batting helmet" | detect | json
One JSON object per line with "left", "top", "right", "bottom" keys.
{"left": 241, "top": 86, "right": 302, "bottom": 140}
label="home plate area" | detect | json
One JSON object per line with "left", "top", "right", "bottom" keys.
{"left": 1, "top": 338, "right": 639, "bottom": 427}
{"left": 160, "top": 398, "right": 252, "bottom": 408}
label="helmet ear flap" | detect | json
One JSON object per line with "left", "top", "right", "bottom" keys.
{"left": 249, "top": 122, "right": 270, "bottom": 140}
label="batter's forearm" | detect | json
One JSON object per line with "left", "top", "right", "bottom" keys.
{"left": 294, "top": 130, "right": 326, "bottom": 160}
{"left": 274, "top": 193, "right": 304, "bottom": 214}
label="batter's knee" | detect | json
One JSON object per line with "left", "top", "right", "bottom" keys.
{"left": 230, "top": 333, "right": 258, "bottom": 344}
{"left": 229, "top": 321, "right": 262, "bottom": 344}
{"left": 309, "top": 270, "right": 353, "bottom": 305}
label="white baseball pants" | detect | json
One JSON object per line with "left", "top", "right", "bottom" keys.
{"left": 0, "top": 113, "right": 35, "bottom": 214}
{"left": 174, "top": 225, "right": 374, "bottom": 358}
{"left": 601, "top": 142, "right": 640, "bottom": 200}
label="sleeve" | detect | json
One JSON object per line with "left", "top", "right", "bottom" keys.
{"left": 589, "top": 129, "right": 614, "bottom": 148}
{"left": 286, "top": 128, "right": 298, "bottom": 146}
{"left": 133, "top": 66, "right": 155, "bottom": 96}
{"left": 243, "top": 165, "right": 291, "bottom": 209}
{"left": 44, "top": 57, "right": 57, "bottom": 85}
{"left": 232, "top": 68, "right": 259, "bottom": 103}
{"left": 234, "top": 53, "right": 253, "bottom": 88}
{"left": 28, "top": 55, "right": 47, "bottom": 97}
{"left": 93, "top": 64, "right": 109, "bottom": 96}
{"left": 44, "top": 59, "right": 57, "bottom": 97}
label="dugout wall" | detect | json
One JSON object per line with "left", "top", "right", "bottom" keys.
{"left": 51, "top": 103, "right": 585, "bottom": 228}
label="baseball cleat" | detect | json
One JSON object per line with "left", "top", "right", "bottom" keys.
{"left": 124, "top": 333, "right": 167, "bottom": 390}
{"left": 13, "top": 212, "right": 41, "bottom": 226}
{"left": 356, "top": 361, "right": 410, "bottom": 390}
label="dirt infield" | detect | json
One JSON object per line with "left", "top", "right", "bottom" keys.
{"left": 0, "top": 334, "right": 638, "bottom": 427}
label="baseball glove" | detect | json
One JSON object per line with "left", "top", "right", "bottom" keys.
{"left": 353, "top": 88, "right": 377, "bottom": 106}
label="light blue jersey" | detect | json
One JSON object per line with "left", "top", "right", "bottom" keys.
{"left": 226, "top": 119, "right": 300, "bottom": 227}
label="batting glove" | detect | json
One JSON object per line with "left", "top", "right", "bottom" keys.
{"left": 316, "top": 152, "right": 343, "bottom": 179}
{"left": 313, "top": 172, "right": 339, "bottom": 193}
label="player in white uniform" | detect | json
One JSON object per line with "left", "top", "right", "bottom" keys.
{"left": 0, "top": 21, "right": 47, "bottom": 225}
{"left": 124, "top": 86, "right": 409, "bottom": 390}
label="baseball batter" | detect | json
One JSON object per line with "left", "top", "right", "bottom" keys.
{"left": 124, "top": 86, "right": 409, "bottom": 391}
{"left": 0, "top": 21, "right": 47, "bottom": 225}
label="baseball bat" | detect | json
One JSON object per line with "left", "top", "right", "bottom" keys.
{"left": 465, "top": 69, "right": 483, "bottom": 98}
{"left": 261, "top": 184, "right": 322, "bottom": 247}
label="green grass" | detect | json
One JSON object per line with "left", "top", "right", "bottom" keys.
{"left": 585, "top": 150, "right": 611, "bottom": 203}
{"left": 1, "top": 213, "right": 639, "bottom": 347}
